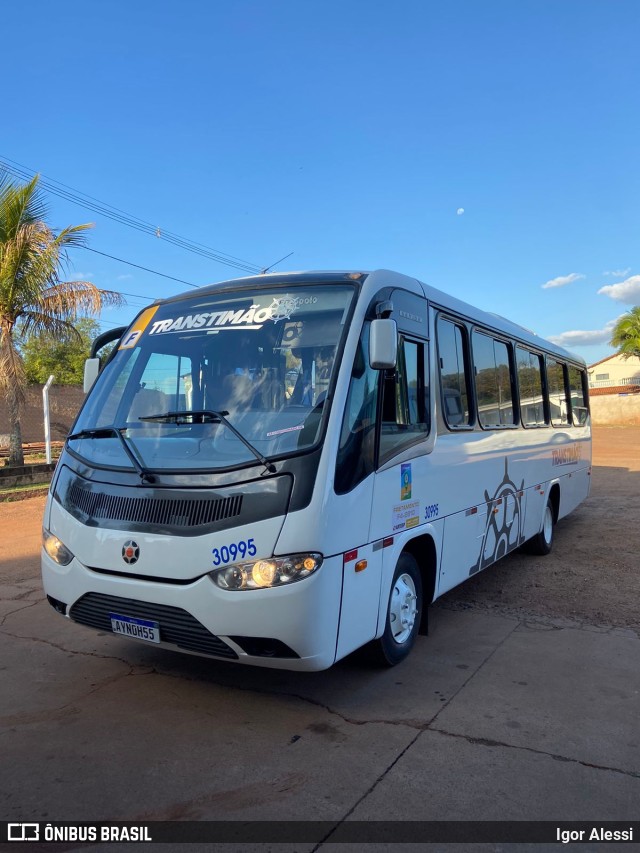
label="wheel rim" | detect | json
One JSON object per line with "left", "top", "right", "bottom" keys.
{"left": 543, "top": 505, "right": 553, "bottom": 544}
{"left": 389, "top": 572, "right": 418, "bottom": 645}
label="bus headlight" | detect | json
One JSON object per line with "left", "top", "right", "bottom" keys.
{"left": 42, "top": 528, "right": 75, "bottom": 566}
{"left": 211, "top": 553, "right": 323, "bottom": 591}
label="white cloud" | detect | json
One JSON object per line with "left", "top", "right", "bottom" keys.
{"left": 117, "top": 274, "right": 133, "bottom": 281}
{"left": 603, "top": 267, "right": 631, "bottom": 277}
{"left": 541, "top": 273, "right": 585, "bottom": 290}
{"left": 72, "top": 271, "right": 93, "bottom": 280}
{"left": 548, "top": 317, "right": 620, "bottom": 348}
{"left": 598, "top": 275, "right": 640, "bottom": 304}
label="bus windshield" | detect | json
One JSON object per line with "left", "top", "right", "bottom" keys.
{"left": 70, "top": 284, "right": 355, "bottom": 472}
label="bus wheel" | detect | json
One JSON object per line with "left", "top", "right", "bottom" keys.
{"left": 525, "top": 497, "right": 555, "bottom": 556}
{"left": 372, "top": 553, "right": 422, "bottom": 666}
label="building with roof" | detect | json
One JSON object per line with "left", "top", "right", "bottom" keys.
{"left": 587, "top": 353, "right": 640, "bottom": 397}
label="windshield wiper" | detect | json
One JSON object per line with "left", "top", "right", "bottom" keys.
{"left": 67, "top": 427, "right": 156, "bottom": 484}
{"left": 139, "top": 410, "right": 277, "bottom": 474}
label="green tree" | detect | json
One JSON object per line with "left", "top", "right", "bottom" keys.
{"left": 21, "top": 317, "right": 103, "bottom": 385}
{"left": 610, "top": 306, "right": 640, "bottom": 359}
{"left": 0, "top": 172, "right": 123, "bottom": 465}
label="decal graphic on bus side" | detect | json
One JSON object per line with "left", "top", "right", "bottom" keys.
{"left": 552, "top": 444, "right": 581, "bottom": 467}
{"left": 470, "top": 459, "right": 525, "bottom": 576}
{"left": 119, "top": 306, "right": 160, "bottom": 349}
{"left": 400, "top": 463, "right": 412, "bottom": 501}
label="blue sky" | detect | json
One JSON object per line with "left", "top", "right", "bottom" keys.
{"left": 3, "top": 0, "right": 639, "bottom": 364}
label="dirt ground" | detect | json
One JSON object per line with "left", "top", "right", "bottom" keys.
{"left": 1, "top": 425, "right": 638, "bottom": 635}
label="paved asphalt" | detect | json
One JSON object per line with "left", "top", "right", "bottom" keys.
{"left": 0, "top": 478, "right": 639, "bottom": 852}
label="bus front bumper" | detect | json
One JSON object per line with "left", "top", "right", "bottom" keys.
{"left": 41, "top": 549, "right": 343, "bottom": 672}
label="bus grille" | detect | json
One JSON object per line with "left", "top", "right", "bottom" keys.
{"left": 69, "top": 593, "right": 238, "bottom": 660}
{"left": 67, "top": 482, "right": 243, "bottom": 529}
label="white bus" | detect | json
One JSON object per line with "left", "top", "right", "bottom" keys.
{"left": 42, "top": 270, "right": 591, "bottom": 670}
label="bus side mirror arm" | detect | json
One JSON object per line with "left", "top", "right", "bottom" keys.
{"left": 369, "top": 318, "right": 397, "bottom": 370}
{"left": 90, "top": 326, "right": 127, "bottom": 358}
{"left": 84, "top": 325, "right": 128, "bottom": 393}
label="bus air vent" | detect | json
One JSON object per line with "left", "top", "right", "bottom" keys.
{"left": 67, "top": 482, "right": 243, "bottom": 529}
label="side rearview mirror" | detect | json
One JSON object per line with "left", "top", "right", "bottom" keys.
{"left": 84, "top": 325, "right": 128, "bottom": 393}
{"left": 83, "top": 358, "right": 100, "bottom": 393}
{"left": 369, "top": 318, "right": 397, "bottom": 370}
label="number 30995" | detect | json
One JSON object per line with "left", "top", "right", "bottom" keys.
{"left": 212, "top": 539, "right": 257, "bottom": 566}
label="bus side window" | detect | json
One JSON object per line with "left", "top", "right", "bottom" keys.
{"left": 516, "top": 347, "right": 547, "bottom": 427}
{"left": 437, "top": 318, "right": 472, "bottom": 428}
{"left": 568, "top": 365, "right": 589, "bottom": 426}
{"left": 472, "top": 332, "right": 516, "bottom": 428}
{"left": 438, "top": 317, "right": 472, "bottom": 429}
{"left": 379, "top": 337, "right": 429, "bottom": 462}
{"left": 547, "top": 359, "right": 570, "bottom": 426}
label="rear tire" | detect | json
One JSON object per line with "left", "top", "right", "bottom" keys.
{"left": 525, "top": 496, "right": 555, "bottom": 556}
{"left": 370, "top": 553, "right": 422, "bottom": 666}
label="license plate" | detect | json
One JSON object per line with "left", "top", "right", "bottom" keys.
{"left": 109, "top": 612, "right": 160, "bottom": 644}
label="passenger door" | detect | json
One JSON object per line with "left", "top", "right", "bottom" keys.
{"left": 368, "top": 296, "right": 432, "bottom": 632}
{"left": 333, "top": 322, "right": 385, "bottom": 659}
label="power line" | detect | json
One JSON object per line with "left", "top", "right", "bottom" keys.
{"left": 96, "top": 318, "right": 130, "bottom": 329}
{"left": 81, "top": 246, "right": 199, "bottom": 288}
{"left": 0, "top": 155, "right": 264, "bottom": 274}
{"left": 0, "top": 155, "right": 262, "bottom": 272}
{"left": 112, "top": 290, "right": 156, "bottom": 302}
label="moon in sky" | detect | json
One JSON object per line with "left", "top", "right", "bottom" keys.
{"left": 456, "top": 208, "right": 465, "bottom": 215}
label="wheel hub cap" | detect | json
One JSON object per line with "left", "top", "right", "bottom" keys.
{"left": 389, "top": 573, "right": 418, "bottom": 644}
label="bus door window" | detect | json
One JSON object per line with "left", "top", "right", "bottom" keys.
{"left": 335, "top": 324, "right": 380, "bottom": 494}
{"left": 379, "top": 336, "right": 429, "bottom": 462}
{"left": 288, "top": 346, "right": 335, "bottom": 408}
{"left": 291, "top": 348, "right": 315, "bottom": 406}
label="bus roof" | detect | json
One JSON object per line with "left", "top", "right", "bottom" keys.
{"left": 415, "top": 275, "right": 584, "bottom": 366}
{"left": 159, "top": 268, "right": 585, "bottom": 367}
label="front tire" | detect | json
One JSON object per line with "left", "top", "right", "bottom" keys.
{"left": 525, "top": 496, "right": 555, "bottom": 556}
{"left": 371, "top": 553, "right": 422, "bottom": 666}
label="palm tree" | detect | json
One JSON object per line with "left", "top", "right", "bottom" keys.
{"left": 0, "top": 172, "right": 124, "bottom": 466}
{"left": 610, "top": 306, "right": 640, "bottom": 360}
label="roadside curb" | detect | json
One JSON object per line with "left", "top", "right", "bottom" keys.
{"left": 0, "top": 484, "right": 50, "bottom": 503}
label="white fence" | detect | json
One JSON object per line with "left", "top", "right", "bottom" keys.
{"left": 589, "top": 376, "right": 639, "bottom": 389}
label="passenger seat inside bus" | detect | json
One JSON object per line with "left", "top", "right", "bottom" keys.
{"left": 220, "top": 374, "right": 255, "bottom": 411}
{"left": 128, "top": 388, "right": 169, "bottom": 421}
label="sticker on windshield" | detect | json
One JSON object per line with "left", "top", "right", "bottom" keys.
{"left": 268, "top": 294, "right": 316, "bottom": 322}
{"left": 266, "top": 424, "right": 305, "bottom": 438}
{"left": 119, "top": 306, "right": 159, "bottom": 349}
{"left": 146, "top": 294, "right": 319, "bottom": 338}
